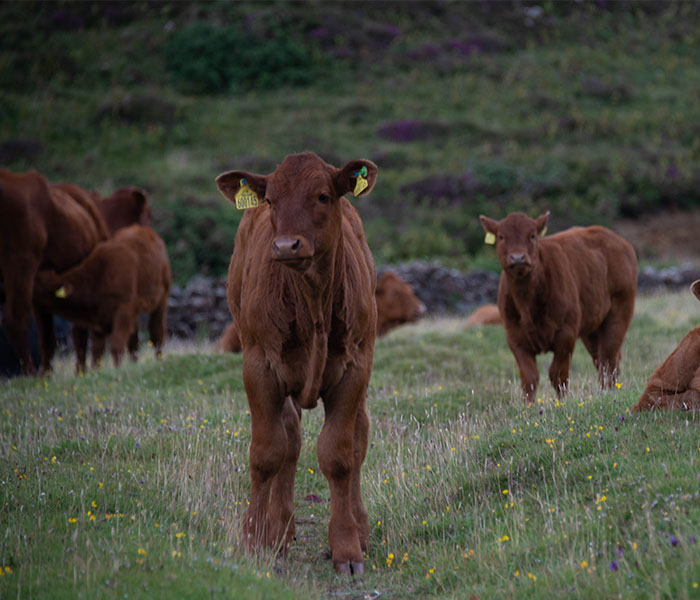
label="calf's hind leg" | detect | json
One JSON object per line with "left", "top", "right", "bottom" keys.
{"left": 593, "top": 295, "right": 635, "bottom": 388}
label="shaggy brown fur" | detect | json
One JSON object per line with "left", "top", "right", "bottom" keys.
{"left": 464, "top": 304, "right": 502, "bottom": 329}
{"left": 480, "top": 211, "right": 637, "bottom": 402}
{"left": 375, "top": 271, "right": 426, "bottom": 336}
{"left": 0, "top": 169, "right": 109, "bottom": 374}
{"left": 633, "top": 280, "right": 700, "bottom": 411}
{"left": 34, "top": 225, "right": 171, "bottom": 371}
{"left": 217, "top": 152, "right": 377, "bottom": 575}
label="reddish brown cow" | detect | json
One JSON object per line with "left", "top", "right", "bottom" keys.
{"left": 0, "top": 169, "right": 109, "bottom": 374}
{"left": 34, "top": 225, "right": 171, "bottom": 370}
{"left": 633, "top": 280, "right": 700, "bottom": 411}
{"left": 464, "top": 304, "right": 502, "bottom": 329}
{"left": 375, "top": 271, "right": 426, "bottom": 336}
{"left": 216, "top": 321, "right": 242, "bottom": 353}
{"left": 92, "top": 187, "right": 153, "bottom": 234}
{"left": 480, "top": 211, "right": 637, "bottom": 402}
{"left": 216, "top": 152, "right": 377, "bottom": 575}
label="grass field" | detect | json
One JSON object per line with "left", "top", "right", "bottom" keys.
{"left": 2, "top": 288, "right": 700, "bottom": 599}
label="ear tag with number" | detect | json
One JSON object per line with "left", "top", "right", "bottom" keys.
{"left": 55, "top": 286, "right": 67, "bottom": 298}
{"left": 353, "top": 165, "right": 369, "bottom": 197}
{"left": 234, "top": 178, "right": 259, "bottom": 210}
{"left": 484, "top": 232, "right": 496, "bottom": 245}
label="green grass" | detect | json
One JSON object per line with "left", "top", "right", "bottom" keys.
{"left": 2, "top": 290, "right": 700, "bottom": 598}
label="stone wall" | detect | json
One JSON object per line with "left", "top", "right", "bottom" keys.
{"left": 166, "top": 262, "right": 700, "bottom": 340}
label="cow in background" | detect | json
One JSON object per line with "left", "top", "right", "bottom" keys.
{"left": 92, "top": 186, "right": 152, "bottom": 234}
{"left": 480, "top": 211, "right": 637, "bottom": 402}
{"left": 375, "top": 271, "right": 426, "bottom": 336}
{"left": 34, "top": 224, "right": 170, "bottom": 370}
{"left": 216, "top": 321, "right": 242, "bottom": 353}
{"left": 0, "top": 168, "right": 110, "bottom": 374}
{"left": 464, "top": 304, "right": 502, "bottom": 329}
{"left": 217, "top": 152, "right": 377, "bottom": 575}
{"left": 633, "top": 280, "right": 700, "bottom": 411}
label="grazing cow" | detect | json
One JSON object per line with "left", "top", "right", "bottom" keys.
{"left": 633, "top": 280, "right": 700, "bottom": 411}
{"left": 92, "top": 186, "right": 153, "bottom": 234}
{"left": 464, "top": 304, "right": 502, "bottom": 329}
{"left": 33, "top": 225, "right": 171, "bottom": 370}
{"left": 375, "top": 271, "right": 426, "bottom": 336}
{"left": 0, "top": 168, "right": 109, "bottom": 374}
{"left": 216, "top": 152, "right": 377, "bottom": 575}
{"left": 216, "top": 321, "right": 242, "bottom": 353}
{"left": 480, "top": 211, "right": 637, "bottom": 402}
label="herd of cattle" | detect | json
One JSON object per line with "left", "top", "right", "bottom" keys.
{"left": 2, "top": 153, "right": 700, "bottom": 574}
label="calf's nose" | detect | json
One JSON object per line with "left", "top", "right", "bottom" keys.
{"left": 509, "top": 253, "right": 526, "bottom": 266}
{"left": 273, "top": 236, "right": 302, "bottom": 260}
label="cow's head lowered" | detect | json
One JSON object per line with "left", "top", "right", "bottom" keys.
{"left": 480, "top": 211, "right": 550, "bottom": 280}
{"left": 216, "top": 152, "right": 377, "bottom": 271}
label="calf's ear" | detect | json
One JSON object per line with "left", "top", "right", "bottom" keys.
{"left": 535, "top": 211, "right": 550, "bottom": 236}
{"left": 335, "top": 159, "right": 378, "bottom": 198}
{"left": 479, "top": 215, "right": 498, "bottom": 235}
{"left": 691, "top": 280, "right": 700, "bottom": 302}
{"left": 216, "top": 171, "right": 268, "bottom": 205}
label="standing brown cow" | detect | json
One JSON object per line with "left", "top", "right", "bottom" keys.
{"left": 216, "top": 152, "right": 377, "bottom": 575}
{"left": 0, "top": 169, "right": 109, "bottom": 374}
{"left": 633, "top": 280, "right": 700, "bottom": 411}
{"left": 480, "top": 211, "right": 637, "bottom": 402}
{"left": 34, "top": 225, "right": 170, "bottom": 370}
{"left": 375, "top": 271, "right": 426, "bottom": 336}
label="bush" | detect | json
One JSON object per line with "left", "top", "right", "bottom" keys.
{"left": 164, "top": 22, "right": 318, "bottom": 94}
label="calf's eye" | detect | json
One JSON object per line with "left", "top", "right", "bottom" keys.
{"left": 318, "top": 193, "right": 330, "bottom": 204}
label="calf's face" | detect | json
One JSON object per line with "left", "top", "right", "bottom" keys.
{"left": 217, "top": 153, "right": 377, "bottom": 271}
{"left": 376, "top": 272, "right": 426, "bottom": 334}
{"left": 480, "top": 212, "right": 549, "bottom": 279}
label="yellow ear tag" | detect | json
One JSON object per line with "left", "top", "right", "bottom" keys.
{"left": 353, "top": 174, "right": 368, "bottom": 197}
{"left": 539, "top": 226, "right": 547, "bottom": 238}
{"left": 484, "top": 232, "right": 496, "bottom": 245}
{"left": 234, "top": 179, "right": 259, "bottom": 210}
{"left": 55, "top": 286, "right": 67, "bottom": 298}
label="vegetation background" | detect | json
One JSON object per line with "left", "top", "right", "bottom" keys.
{"left": 2, "top": 0, "right": 700, "bottom": 284}
{"left": 2, "top": 1, "right": 700, "bottom": 599}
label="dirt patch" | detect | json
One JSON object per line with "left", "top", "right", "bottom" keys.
{"left": 615, "top": 209, "right": 700, "bottom": 263}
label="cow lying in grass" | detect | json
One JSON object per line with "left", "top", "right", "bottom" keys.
{"left": 216, "top": 321, "right": 242, "bottom": 353}
{"left": 633, "top": 280, "right": 700, "bottom": 411}
{"left": 464, "top": 304, "right": 502, "bottom": 329}
{"left": 217, "top": 152, "right": 377, "bottom": 575}
{"left": 480, "top": 211, "right": 637, "bottom": 402}
{"left": 34, "top": 225, "right": 171, "bottom": 371}
{"left": 375, "top": 271, "right": 426, "bottom": 336}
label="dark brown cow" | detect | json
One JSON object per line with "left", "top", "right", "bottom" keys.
{"left": 0, "top": 169, "right": 109, "bottom": 374}
{"left": 34, "top": 225, "right": 171, "bottom": 370}
{"left": 93, "top": 187, "right": 153, "bottom": 234}
{"left": 633, "top": 280, "right": 700, "bottom": 411}
{"left": 216, "top": 321, "right": 242, "bottom": 353}
{"left": 375, "top": 271, "right": 426, "bottom": 336}
{"left": 216, "top": 152, "right": 377, "bottom": 575}
{"left": 464, "top": 304, "right": 502, "bottom": 329}
{"left": 480, "top": 211, "right": 637, "bottom": 402}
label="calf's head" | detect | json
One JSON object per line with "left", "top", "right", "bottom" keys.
{"left": 96, "top": 187, "right": 152, "bottom": 234}
{"left": 375, "top": 271, "right": 426, "bottom": 336}
{"left": 480, "top": 211, "right": 549, "bottom": 279}
{"left": 216, "top": 152, "right": 377, "bottom": 271}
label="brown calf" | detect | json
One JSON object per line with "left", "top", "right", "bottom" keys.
{"left": 217, "top": 152, "right": 377, "bottom": 575}
{"left": 375, "top": 271, "right": 426, "bottom": 336}
{"left": 216, "top": 321, "right": 242, "bottom": 353}
{"left": 0, "top": 169, "right": 109, "bottom": 374}
{"left": 480, "top": 211, "right": 637, "bottom": 402}
{"left": 34, "top": 225, "right": 170, "bottom": 370}
{"left": 93, "top": 187, "right": 153, "bottom": 235}
{"left": 633, "top": 280, "right": 700, "bottom": 411}
{"left": 464, "top": 304, "right": 502, "bottom": 329}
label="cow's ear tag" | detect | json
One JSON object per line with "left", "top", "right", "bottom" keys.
{"left": 539, "top": 226, "right": 547, "bottom": 238}
{"left": 234, "top": 179, "right": 259, "bottom": 210}
{"left": 484, "top": 232, "right": 496, "bottom": 245}
{"left": 353, "top": 166, "right": 369, "bottom": 197}
{"left": 55, "top": 286, "right": 67, "bottom": 298}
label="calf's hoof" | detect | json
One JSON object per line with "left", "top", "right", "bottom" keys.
{"left": 334, "top": 561, "right": 364, "bottom": 576}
